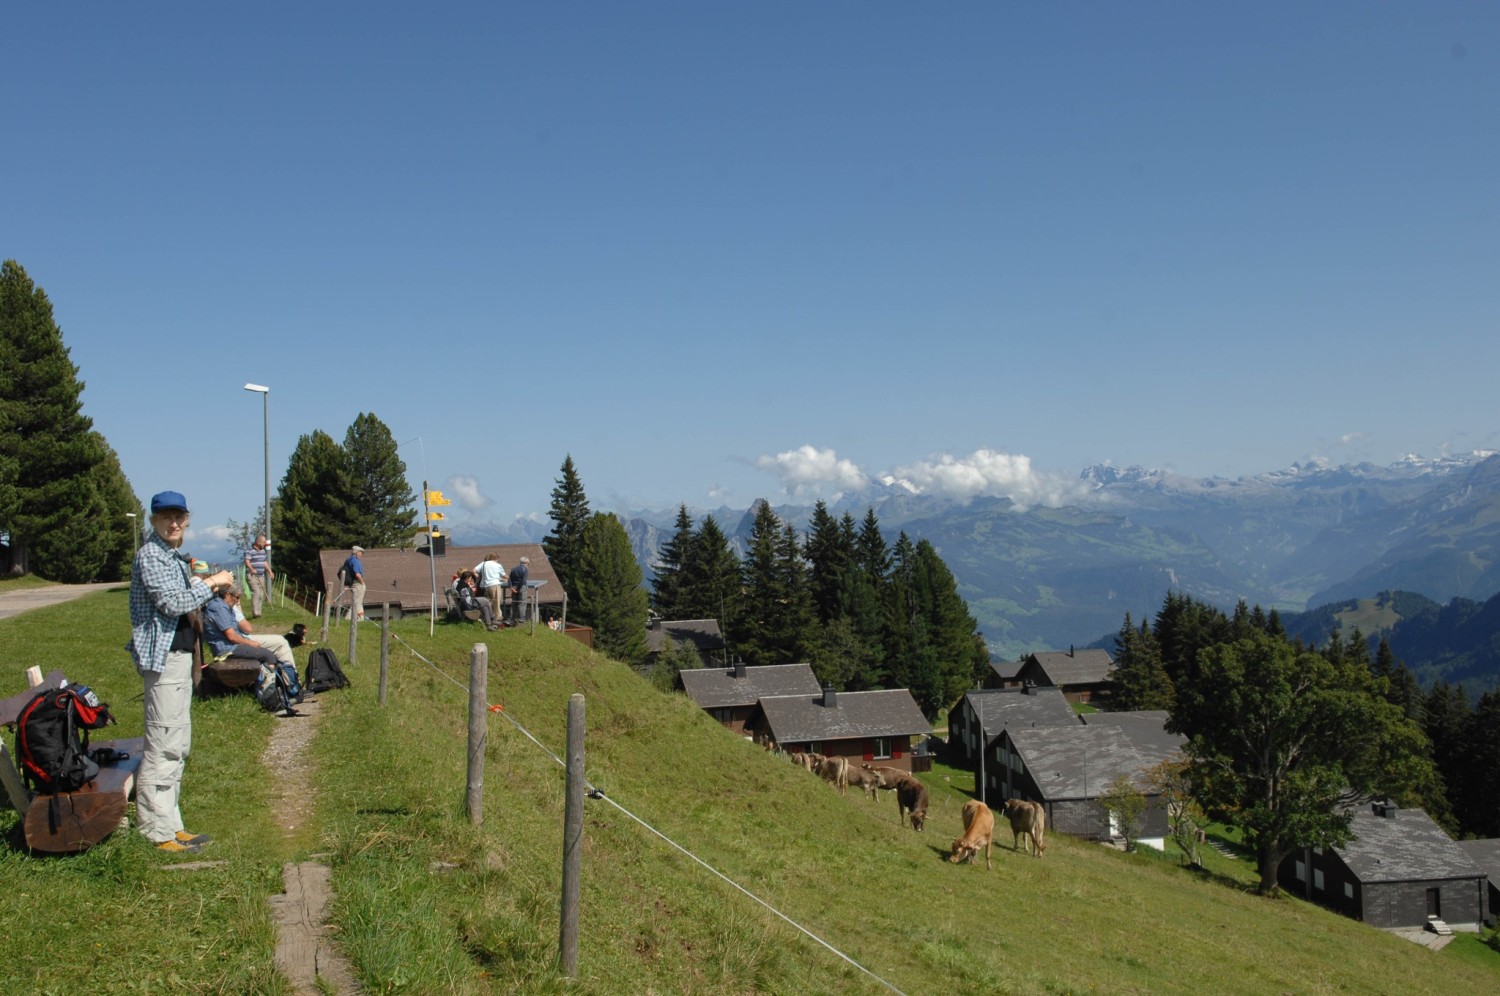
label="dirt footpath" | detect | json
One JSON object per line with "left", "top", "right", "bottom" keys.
{"left": 265, "top": 693, "right": 363, "bottom": 994}
{"left": 0, "top": 581, "right": 125, "bottom": 620}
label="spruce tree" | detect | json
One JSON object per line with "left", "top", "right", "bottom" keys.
{"left": 803, "top": 500, "right": 848, "bottom": 625}
{"left": 1108, "top": 613, "right": 1174, "bottom": 711}
{"left": 275, "top": 429, "right": 352, "bottom": 590}
{"left": 733, "top": 499, "right": 783, "bottom": 665}
{"left": 650, "top": 504, "right": 694, "bottom": 617}
{"left": 342, "top": 412, "right": 417, "bottom": 547}
{"left": 680, "top": 515, "right": 740, "bottom": 660}
{"left": 573, "top": 512, "right": 648, "bottom": 665}
{"left": 542, "top": 455, "right": 591, "bottom": 603}
{"left": 909, "top": 538, "right": 985, "bottom": 715}
{"left": 0, "top": 260, "right": 122, "bottom": 581}
{"left": 775, "top": 520, "right": 814, "bottom": 664}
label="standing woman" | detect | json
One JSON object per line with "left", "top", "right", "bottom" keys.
{"left": 128, "top": 491, "right": 234, "bottom": 853}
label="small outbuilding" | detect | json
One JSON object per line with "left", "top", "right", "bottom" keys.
{"left": 1278, "top": 803, "right": 1489, "bottom": 931}
{"left": 990, "top": 648, "right": 1115, "bottom": 703}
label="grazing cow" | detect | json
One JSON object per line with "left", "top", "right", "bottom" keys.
{"left": 816, "top": 755, "right": 849, "bottom": 794}
{"left": 845, "top": 765, "right": 882, "bottom": 801}
{"left": 949, "top": 799, "right": 994, "bottom": 869}
{"left": 861, "top": 764, "right": 907, "bottom": 790}
{"left": 1002, "top": 798, "right": 1046, "bottom": 858}
{"left": 895, "top": 776, "right": 928, "bottom": 831}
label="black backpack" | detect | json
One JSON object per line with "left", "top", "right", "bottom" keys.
{"left": 17, "top": 685, "right": 115, "bottom": 795}
{"left": 256, "top": 661, "right": 303, "bottom": 716}
{"left": 305, "top": 648, "right": 350, "bottom": 693}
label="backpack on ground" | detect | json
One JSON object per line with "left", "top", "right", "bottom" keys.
{"left": 16, "top": 685, "right": 115, "bottom": 795}
{"left": 305, "top": 648, "right": 350, "bottom": 693}
{"left": 255, "top": 661, "right": 303, "bottom": 716}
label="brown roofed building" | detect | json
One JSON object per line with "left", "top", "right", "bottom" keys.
{"left": 752, "top": 686, "right": 932, "bottom": 774}
{"left": 319, "top": 543, "right": 563, "bottom": 621}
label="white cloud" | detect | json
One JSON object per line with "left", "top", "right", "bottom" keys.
{"left": 755, "top": 445, "right": 870, "bottom": 496}
{"left": 445, "top": 474, "right": 489, "bottom": 512}
{"left": 196, "top": 524, "right": 235, "bottom": 543}
{"left": 887, "top": 448, "right": 1089, "bottom": 509}
{"left": 1338, "top": 431, "right": 1367, "bottom": 446}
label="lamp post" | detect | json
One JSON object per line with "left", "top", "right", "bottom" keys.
{"left": 125, "top": 512, "right": 138, "bottom": 562}
{"left": 243, "top": 383, "right": 270, "bottom": 550}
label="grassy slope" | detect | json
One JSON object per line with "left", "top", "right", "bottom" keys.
{"left": 3, "top": 593, "right": 1498, "bottom": 994}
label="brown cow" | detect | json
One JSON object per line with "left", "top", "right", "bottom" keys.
{"left": 895, "top": 776, "right": 928, "bottom": 831}
{"left": 861, "top": 764, "right": 907, "bottom": 790}
{"left": 816, "top": 755, "right": 849, "bottom": 794}
{"left": 1002, "top": 798, "right": 1046, "bottom": 857}
{"left": 949, "top": 799, "right": 994, "bottom": 869}
{"left": 845, "top": 765, "right": 882, "bottom": 800}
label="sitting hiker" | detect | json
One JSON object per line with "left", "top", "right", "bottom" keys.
{"left": 454, "top": 570, "right": 499, "bottom": 631}
{"left": 202, "top": 585, "right": 298, "bottom": 669}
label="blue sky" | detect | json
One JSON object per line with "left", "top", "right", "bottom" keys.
{"left": 6, "top": 3, "right": 1497, "bottom": 558}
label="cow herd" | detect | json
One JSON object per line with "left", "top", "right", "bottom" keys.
{"left": 783, "top": 749, "right": 1046, "bottom": 865}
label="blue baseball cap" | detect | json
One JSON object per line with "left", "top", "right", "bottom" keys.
{"left": 150, "top": 491, "right": 190, "bottom": 513}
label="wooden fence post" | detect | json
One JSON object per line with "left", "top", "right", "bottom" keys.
{"left": 347, "top": 605, "right": 358, "bottom": 668}
{"left": 466, "top": 644, "right": 487, "bottom": 826}
{"left": 321, "top": 585, "right": 335, "bottom": 644}
{"left": 378, "top": 606, "right": 390, "bottom": 707}
{"left": 560, "top": 693, "right": 584, "bottom": 977}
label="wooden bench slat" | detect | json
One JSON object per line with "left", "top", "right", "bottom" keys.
{"left": 202, "top": 656, "right": 265, "bottom": 690}
{"left": 21, "top": 736, "right": 145, "bottom": 854}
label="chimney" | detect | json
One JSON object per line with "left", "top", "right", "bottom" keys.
{"left": 1023, "top": 678, "right": 1035, "bottom": 696}
{"left": 822, "top": 684, "right": 837, "bottom": 708}
{"left": 733, "top": 659, "right": 747, "bottom": 679}
{"left": 1372, "top": 801, "right": 1398, "bottom": 818}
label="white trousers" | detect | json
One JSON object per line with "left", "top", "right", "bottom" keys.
{"left": 136, "top": 649, "right": 194, "bottom": 843}
{"left": 252, "top": 632, "right": 296, "bottom": 666}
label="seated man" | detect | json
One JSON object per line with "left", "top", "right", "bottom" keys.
{"left": 202, "top": 585, "right": 298, "bottom": 670}
{"left": 454, "top": 570, "right": 499, "bottom": 630}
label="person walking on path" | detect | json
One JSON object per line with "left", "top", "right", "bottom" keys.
{"left": 342, "top": 545, "right": 367, "bottom": 621}
{"left": 128, "top": 490, "right": 235, "bottom": 854}
{"left": 243, "top": 534, "right": 273, "bottom": 618}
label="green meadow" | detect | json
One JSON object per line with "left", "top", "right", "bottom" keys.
{"left": 1, "top": 585, "right": 1496, "bottom": 993}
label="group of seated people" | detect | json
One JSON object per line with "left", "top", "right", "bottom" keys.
{"left": 192, "top": 559, "right": 307, "bottom": 676}
{"left": 450, "top": 553, "right": 531, "bottom": 630}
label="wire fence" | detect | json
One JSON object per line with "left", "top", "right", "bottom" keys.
{"left": 385, "top": 629, "right": 907, "bottom": 996}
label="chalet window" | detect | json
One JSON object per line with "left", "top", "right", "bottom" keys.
{"left": 808, "top": 741, "right": 822, "bottom": 754}
{"left": 1344, "top": 883, "right": 1353, "bottom": 899}
{"left": 713, "top": 708, "right": 732, "bottom": 723}
{"left": 1293, "top": 860, "right": 1306, "bottom": 882}
{"left": 1313, "top": 869, "right": 1324, "bottom": 891}
{"left": 1312, "top": 846, "right": 1323, "bottom": 856}
{"left": 872, "top": 737, "right": 892, "bottom": 760}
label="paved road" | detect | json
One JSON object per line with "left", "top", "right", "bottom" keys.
{"left": 0, "top": 582, "right": 127, "bottom": 621}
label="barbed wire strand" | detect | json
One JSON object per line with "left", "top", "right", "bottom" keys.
{"left": 387, "top": 631, "right": 906, "bottom": 996}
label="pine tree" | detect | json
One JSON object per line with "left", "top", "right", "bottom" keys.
{"left": 882, "top": 532, "right": 919, "bottom": 691}
{"left": 909, "top": 538, "right": 986, "bottom": 715}
{"left": 650, "top": 504, "right": 694, "bottom": 617}
{"left": 855, "top": 508, "right": 890, "bottom": 584}
{"left": 0, "top": 260, "right": 123, "bottom": 581}
{"left": 573, "top": 512, "right": 648, "bottom": 665}
{"left": 775, "top": 520, "right": 814, "bottom": 664}
{"left": 1108, "top": 613, "right": 1174, "bottom": 711}
{"left": 680, "top": 515, "right": 740, "bottom": 660}
{"left": 342, "top": 413, "right": 417, "bottom": 547}
{"left": 275, "top": 429, "right": 352, "bottom": 590}
{"left": 542, "top": 455, "right": 591, "bottom": 603}
{"left": 733, "top": 500, "right": 783, "bottom": 665}
{"left": 1464, "top": 690, "right": 1500, "bottom": 838}
{"left": 803, "top": 500, "right": 848, "bottom": 625}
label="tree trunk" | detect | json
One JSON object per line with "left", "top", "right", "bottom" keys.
{"left": 1256, "top": 844, "right": 1284, "bottom": 895}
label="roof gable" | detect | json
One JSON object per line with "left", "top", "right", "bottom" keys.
{"left": 1335, "top": 805, "right": 1485, "bottom": 883}
{"left": 1025, "top": 649, "right": 1114, "bottom": 686}
{"left": 1005, "top": 719, "right": 1183, "bottom": 801}
{"left": 679, "top": 663, "right": 821, "bottom": 708}
{"left": 757, "top": 689, "right": 929, "bottom": 744}
{"left": 962, "top": 687, "right": 1080, "bottom": 739}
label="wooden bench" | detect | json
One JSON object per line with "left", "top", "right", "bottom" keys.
{"left": 200, "top": 652, "right": 265, "bottom": 692}
{"left": 0, "top": 668, "right": 145, "bottom": 854}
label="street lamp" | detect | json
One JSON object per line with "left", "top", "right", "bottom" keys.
{"left": 125, "top": 512, "right": 138, "bottom": 562}
{"left": 243, "top": 383, "right": 270, "bottom": 551}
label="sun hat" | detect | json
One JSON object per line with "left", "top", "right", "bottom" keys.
{"left": 150, "top": 491, "right": 189, "bottom": 513}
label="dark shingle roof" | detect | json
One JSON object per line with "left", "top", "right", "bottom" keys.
{"left": 678, "top": 663, "right": 821, "bottom": 709}
{"left": 989, "top": 659, "right": 1025, "bottom": 682}
{"left": 757, "top": 689, "right": 930, "bottom": 744}
{"left": 318, "top": 544, "right": 562, "bottom": 613}
{"left": 645, "top": 619, "right": 724, "bottom": 655}
{"left": 1455, "top": 838, "right": 1500, "bottom": 885}
{"left": 963, "top": 687, "right": 1080, "bottom": 740}
{"left": 1336, "top": 805, "right": 1485, "bottom": 883}
{"left": 1007, "top": 720, "right": 1184, "bottom": 801}
{"left": 1027, "top": 649, "right": 1114, "bottom": 686}
{"left": 1082, "top": 711, "right": 1182, "bottom": 759}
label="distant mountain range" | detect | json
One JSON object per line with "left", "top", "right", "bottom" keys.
{"left": 453, "top": 451, "right": 1500, "bottom": 664}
